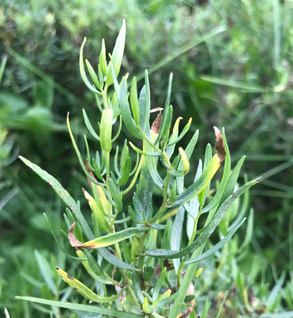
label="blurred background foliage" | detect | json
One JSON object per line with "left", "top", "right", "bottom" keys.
{"left": 1, "top": 0, "right": 293, "bottom": 317}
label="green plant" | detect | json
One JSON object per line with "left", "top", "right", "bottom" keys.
{"left": 16, "top": 21, "right": 261, "bottom": 318}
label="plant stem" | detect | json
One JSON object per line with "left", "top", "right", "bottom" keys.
{"left": 137, "top": 230, "right": 149, "bottom": 271}
{"left": 122, "top": 155, "right": 143, "bottom": 195}
{"left": 163, "top": 172, "right": 171, "bottom": 203}
{"left": 150, "top": 205, "right": 168, "bottom": 223}
{"left": 102, "top": 85, "right": 108, "bottom": 109}
{"left": 187, "top": 211, "right": 201, "bottom": 246}
{"left": 106, "top": 151, "right": 110, "bottom": 177}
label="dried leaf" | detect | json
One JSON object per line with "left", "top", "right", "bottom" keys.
{"left": 214, "top": 126, "right": 226, "bottom": 164}
{"left": 68, "top": 222, "right": 84, "bottom": 247}
{"left": 151, "top": 112, "right": 162, "bottom": 135}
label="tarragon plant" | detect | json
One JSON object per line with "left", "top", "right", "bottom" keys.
{"left": 16, "top": 21, "right": 260, "bottom": 318}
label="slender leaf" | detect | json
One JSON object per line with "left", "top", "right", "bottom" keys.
{"left": 185, "top": 218, "right": 246, "bottom": 264}
{"left": 146, "top": 178, "right": 260, "bottom": 258}
{"left": 15, "top": 296, "right": 143, "bottom": 318}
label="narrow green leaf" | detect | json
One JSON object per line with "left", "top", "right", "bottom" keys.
{"left": 82, "top": 109, "right": 100, "bottom": 141}
{"left": 145, "top": 141, "right": 164, "bottom": 188}
{"left": 168, "top": 118, "right": 192, "bottom": 149}
{"left": 111, "top": 115, "right": 122, "bottom": 142}
{"left": 100, "top": 108, "right": 113, "bottom": 152}
{"left": 177, "top": 130, "right": 199, "bottom": 194}
{"left": 130, "top": 77, "right": 140, "bottom": 125}
{"left": 137, "top": 144, "right": 154, "bottom": 221}
{"left": 85, "top": 59, "right": 101, "bottom": 90}
{"left": 185, "top": 218, "right": 246, "bottom": 264}
{"left": 78, "top": 227, "right": 148, "bottom": 249}
{"left": 19, "top": 156, "right": 94, "bottom": 241}
{"left": 200, "top": 299, "right": 212, "bottom": 318}
{"left": 146, "top": 178, "right": 260, "bottom": 258}
{"left": 219, "top": 156, "right": 246, "bottom": 207}
{"left": 156, "top": 291, "right": 180, "bottom": 308}
{"left": 16, "top": 296, "right": 143, "bottom": 318}
{"left": 129, "top": 142, "right": 160, "bottom": 157}
{"left": 34, "top": 250, "right": 57, "bottom": 295}
{"left": 172, "top": 154, "right": 221, "bottom": 207}
{"left": 122, "top": 301, "right": 143, "bottom": 315}
{"left": 76, "top": 249, "right": 113, "bottom": 285}
{"left": 97, "top": 247, "right": 134, "bottom": 270}
{"left": 198, "top": 143, "right": 212, "bottom": 207}
{"left": 138, "top": 71, "right": 151, "bottom": 134}
{"left": 79, "top": 38, "right": 101, "bottom": 95}
{"left": 132, "top": 271, "right": 145, "bottom": 304}
{"left": 133, "top": 192, "right": 144, "bottom": 221}
{"left": 83, "top": 189, "right": 110, "bottom": 233}
{"left": 99, "top": 39, "right": 107, "bottom": 76}
{"left": 56, "top": 267, "right": 125, "bottom": 303}
{"left": 111, "top": 20, "right": 126, "bottom": 77}
{"left": 186, "top": 160, "right": 202, "bottom": 239}
{"left": 171, "top": 206, "right": 185, "bottom": 273}
{"left": 118, "top": 157, "right": 131, "bottom": 186}
{"left": 166, "top": 116, "right": 181, "bottom": 158}
{"left": 4, "top": 308, "right": 10, "bottom": 318}
{"left": 128, "top": 206, "right": 143, "bottom": 224}
{"left": 107, "top": 177, "right": 123, "bottom": 212}
{"left": 44, "top": 213, "right": 84, "bottom": 261}
{"left": 67, "top": 114, "right": 104, "bottom": 186}
{"left": 91, "top": 158, "right": 104, "bottom": 181}
{"left": 153, "top": 267, "right": 166, "bottom": 300}
{"left": 120, "top": 78, "right": 142, "bottom": 139}
{"left": 79, "top": 249, "right": 103, "bottom": 276}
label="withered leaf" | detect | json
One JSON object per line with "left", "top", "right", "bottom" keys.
{"left": 151, "top": 112, "right": 162, "bottom": 135}
{"left": 68, "top": 222, "right": 84, "bottom": 247}
{"left": 214, "top": 126, "right": 226, "bottom": 164}
{"left": 85, "top": 160, "right": 97, "bottom": 187}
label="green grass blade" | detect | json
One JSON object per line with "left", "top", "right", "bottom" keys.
{"left": 15, "top": 296, "right": 144, "bottom": 318}
{"left": 19, "top": 156, "right": 95, "bottom": 241}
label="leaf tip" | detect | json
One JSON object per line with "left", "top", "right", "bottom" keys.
{"left": 255, "top": 177, "right": 262, "bottom": 182}
{"left": 213, "top": 126, "right": 226, "bottom": 164}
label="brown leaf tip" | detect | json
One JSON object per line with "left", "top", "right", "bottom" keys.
{"left": 56, "top": 267, "right": 60, "bottom": 270}
{"left": 68, "top": 222, "right": 84, "bottom": 247}
{"left": 213, "top": 126, "right": 226, "bottom": 164}
{"left": 151, "top": 112, "right": 162, "bottom": 135}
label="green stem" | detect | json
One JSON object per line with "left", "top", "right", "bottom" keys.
{"left": 150, "top": 205, "right": 168, "bottom": 223}
{"left": 187, "top": 210, "right": 201, "bottom": 246}
{"left": 163, "top": 172, "right": 171, "bottom": 203}
{"left": 102, "top": 85, "right": 108, "bottom": 109}
{"left": 103, "top": 272, "right": 122, "bottom": 287}
{"left": 105, "top": 151, "right": 110, "bottom": 178}
{"left": 176, "top": 261, "right": 185, "bottom": 288}
{"left": 137, "top": 230, "right": 149, "bottom": 271}
{"left": 122, "top": 155, "right": 143, "bottom": 195}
